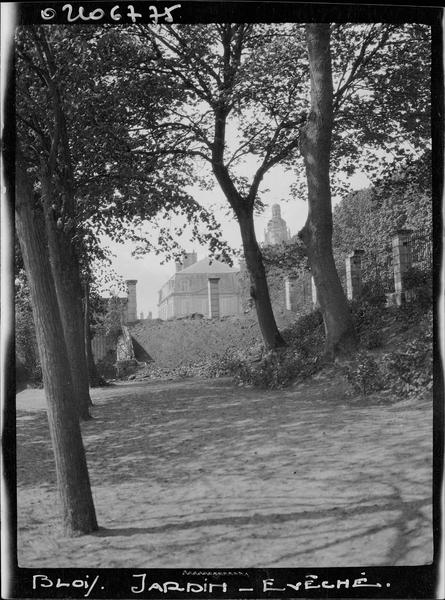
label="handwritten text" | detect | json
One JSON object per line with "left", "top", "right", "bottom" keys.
{"left": 32, "top": 575, "right": 102, "bottom": 598}
{"left": 41, "top": 4, "right": 181, "bottom": 25}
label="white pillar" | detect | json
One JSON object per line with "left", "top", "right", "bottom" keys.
{"left": 392, "top": 229, "right": 413, "bottom": 294}
{"left": 208, "top": 278, "right": 220, "bottom": 318}
{"left": 345, "top": 249, "right": 364, "bottom": 300}
{"left": 125, "top": 280, "right": 137, "bottom": 322}
{"left": 285, "top": 276, "right": 298, "bottom": 311}
{"left": 311, "top": 276, "right": 318, "bottom": 308}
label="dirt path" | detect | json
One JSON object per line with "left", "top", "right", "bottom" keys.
{"left": 16, "top": 376, "right": 432, "bottom": 568}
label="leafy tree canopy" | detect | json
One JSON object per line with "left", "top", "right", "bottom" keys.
{"left": 16, "top": 25, "right": 232, "bottom": 270}
{"left": 332, "top": 150, "right": 432, "bottom": 258}
{"left": 105, "top": 23, "right": 431, "bottom": 204}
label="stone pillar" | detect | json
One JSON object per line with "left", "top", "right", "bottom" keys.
{"left": 311, "top": 276, "right": 318, "bottom": 308}
{"left": 208, "top": 277, "right": 220, "bottom": 319}
{"left": 125, "top": 280, "right": 137, "bottom": 322}
{"left": 345, "top": 249, "right": 365, "bottom": 300}
{"left": 285, "top": 276, "right": 298, "bottom": 311}
{"left": 392, "top": 229, "right": 413, "bottom": 294}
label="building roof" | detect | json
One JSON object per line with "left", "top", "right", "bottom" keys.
{"left": 179, "top": 257, "right": 238, "bottom": 275}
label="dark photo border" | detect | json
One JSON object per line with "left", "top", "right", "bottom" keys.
{"left": 2, "top": 1, "right": 444, "bottom": 598}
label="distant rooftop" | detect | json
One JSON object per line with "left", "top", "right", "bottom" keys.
{"left": 179, "top": 257, "right": 238, "bottom": 275}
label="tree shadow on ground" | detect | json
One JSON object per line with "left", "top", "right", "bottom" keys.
{"left": 93, "top": 494, "right": 430, "bottom": 537}
{"left": 18, "top": 378, "right": 325, "bottom": 487}
{"left": 17, "top": 378, "right": 433, "bottom": 566}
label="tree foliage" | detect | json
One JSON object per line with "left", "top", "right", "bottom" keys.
{"left": 262, "top": 238, "right": 308, "bottom": 277}
{"left": 332, "top": 150, "right": 432, "bottom": 257}
{"left": 16, "top": 25, "right": 231, "bottom": 267}
{"left": 330, "top": 24, "right": 430, "bottom": 184}
{"left": 15, "top": 268, "right": 41, "bottom": 386}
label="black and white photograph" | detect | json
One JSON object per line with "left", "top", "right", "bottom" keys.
{"left": 2, "top": 1, "right": 443, "bottom": 598}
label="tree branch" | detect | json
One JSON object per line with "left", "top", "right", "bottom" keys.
{"left": 333, "top": 25, "right": 393, "bottom": 113}
{"left": 166, "top": 24, "right": 223, "bottom": 87}
{"left": 144, "top": 26, "right": 216, "bottom": 105}
{"left": 131, "top": 147, "right": 212, "bottom": 163}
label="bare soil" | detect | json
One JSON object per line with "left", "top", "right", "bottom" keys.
{"left": 128, "top": 312, "right": 295, "bottom": 369}
{"left": 16, "top": 375, "right": 432, "bottom": 568}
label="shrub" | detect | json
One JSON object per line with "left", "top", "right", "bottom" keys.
{"left": 402, "top": 266, "right": 433, "bottom": 309}
{"left": 361, "top": 329, "right": 384, "bottom": 350}
{"left": 220, "top": 344, "right": 321, "bottom": 390}
{"left": 341, "top": 308, "right": 432, "bottom": 399}
{"left": 204, "top": 350, "right": 247, "bottom": 378}
{"left": 341, "top": 352, "right": 383, "bottom": 397}
{"left": 380, "top": 333, "right": 433, "bottom": 398}
{"left": 282, "top": 309, "right": 325, "bottom": 359}
{"left": 361, "top": 278, "right": 388, "bottom": 307}
{"left": 394, "top": 296, "right": 432, "bottom": 330}
{"left": 402, "top": 266, "right": 430, "bottom": 290}
{"left": 349, "top": 299, "right": 385, "bottom": 349}
{"left": 216, "top": 308, "right": 326, "bottom": 389}
{"left": 350, "top": 300, "right": 382, "bottom": 330}
{"left": 230, "top": 348, "right": 305, "bottom": 390}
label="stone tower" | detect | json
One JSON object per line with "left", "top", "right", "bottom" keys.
{"left": 264, "top": 203, "right": 290, "bottom": 245}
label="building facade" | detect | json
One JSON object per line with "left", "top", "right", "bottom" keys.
{"left": 264, "top": 203, "right": 290, "bottom": 245}
{"left": 158, "top": 254, "right": 242, "bottom": 320}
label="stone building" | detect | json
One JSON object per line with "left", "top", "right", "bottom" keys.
{"left": 264, "top": 203, "right": 290, "bottom": 245}
{"left": 158, "top": 253, "right": 242, "bottom": 320}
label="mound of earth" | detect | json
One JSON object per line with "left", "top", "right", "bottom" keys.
{"left": 128, "top": 312, "right": 296, "bottom": 369}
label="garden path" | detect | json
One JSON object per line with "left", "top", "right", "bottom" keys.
{"left": 16, "top": 376, "right": 432, "bottom": 568}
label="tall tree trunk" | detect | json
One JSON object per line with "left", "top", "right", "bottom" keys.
{"left": 15, "top": 169, "right": 98, "bottom": 536}
{"left": 27, "top": 29, "right": 92, "bottom": 417}
{"left": 83, "top": 281, "right": 103, "bottom": 388}
{"left": 40, "top": 171, "right": 92, "bottom": 419}
{"left": 211, "top": 109, "right": 285, "bottom": 350}
{"left": 299, "top": 24, "right": 357, "bottom": 358}
{"left": 238, "top": 211, "right": 286, "bottom": 349}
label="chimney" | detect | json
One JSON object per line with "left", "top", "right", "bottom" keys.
{"left": 125, "top": 280, "right": 137, "bottom": 322}
{"left": 175, "top": 252, "right": 197, "bottom": 272}
{"left": 183, "top": 252, "right": 197, "bottom": 270}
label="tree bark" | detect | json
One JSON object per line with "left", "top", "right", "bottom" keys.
{"left": 40, "top": 171, "right": 93, "bottom": 419}
{"left": 15, "top": 169, "right": 98, "bottom": 536}
{"left": 238, "top": 211, "right": 286, "bottom": 349}
{"left": 299, "top": 24, "right": 357, "bottom": 358}
{"left": 27, "top": 29, "right": 93, "bottom": 418}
